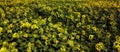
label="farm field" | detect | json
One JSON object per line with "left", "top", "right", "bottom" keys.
{"left": 0, "top": 0, "right": 120, "bottom": 52}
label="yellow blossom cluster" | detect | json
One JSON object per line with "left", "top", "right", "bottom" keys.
{"left": 0, "top": 0, "right": 119, "bottom": 52}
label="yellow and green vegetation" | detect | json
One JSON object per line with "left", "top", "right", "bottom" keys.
{"left": 0, "top": 0, "right": 120, "bottom": 52}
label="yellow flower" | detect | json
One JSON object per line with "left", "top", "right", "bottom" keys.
{"left": 76, "top": 22, "right": 81, "bottom": 27}
{"left": 1, "top": 13, "right": 5, "bottom": 18}
{"left": 110, "top": 21, "right": 116, "bottom": 26}
{"left": 25, "top": 22, "right": 31, "bottom": 27}
{"left": 11, "top": 48, "right": 18, "bottom": 52}
{"left": 60, "top": 46, "right": 66, "bottom": 51}
{"left": 47, "top": 34, "right": 51, "bottom": 38}
{"left": 10, "top": 7, "right": 14, "bottom": 12}
{"left": 69, "top": 15, "right": 74, "bottom": 22}
{"left": 53, "top": 39, "right": 59, "bottom": 44}
{"left": 10, "top": 24, "right": 13, "bottom": 27}
{"left": 23, "top": 33, "right": 28, "bottom": 38}
{"left": 7, "top": 30, "right": 12, "bottom": 33}
{"left": 9, "top": 42, "right": 17, "bottom": 49}
{"left": 0, "top": 27, "right": 3, "bottom": 33}
{"left": 89, "top": 34, "right": 94, "bottom": 41}
{"left": 12, "top": 33, "right": 19, "bottom": 38}
{"left": 41, "top": 35, "right": 48, "bottom": 40}
{"left": 76, "top": 35, "right": 80, "bottom": 39}
{"left": 58, "top": 33, "right": 63, "bottom": 37}
{"left": 58, "top": 6, "right": 61, "bottom": 9}
{"left": 39, "top": 28, "right": 44, "bottom": 35}
{"left": 53, "top": 24, "right": 59, "bottom": 28}
{"left": 33, "top": 20, "right": 38, "bottom": 24}
{"left": 57, "top": 27, "right": 64, "bottom": 33}
{"left": 115, "top": 36, "right": 120, "bottom": 41}
{"left": 117, "top": 47, "right": 120, "bottom": 52}
{"left": 78, "top": 48, "right": 81, "bottom": 51}
{"left": 67, "top": 40, "right": 74, "bottom": 47}
{"left": 27, "top": 42, "right": 33, "bottom": 52}
{"left": 48, "top": 16, "right": 52, "bottom": 22}
{"left": 81, "top": 20, "right": 85, "bottom": 25}
{"left": 8, "top": 24, "right": 13, "bottom": 29}
{"left": 0, "top": 47, "right": 8, "bottom": 52}
{"left": 46, "top": 6, "right": 52, "bottom": 11}
{"left": 56, "top": 22, "right": 62, "bottom": 27}
{"left": 0, "top": 8, "right": 4, "bottom": 13}
{"left": 27, "top": 48, "right": 32, "bottom": 52}
{"left": 81, "top": 30, "right": 86, "bottom": 35}
{"left": 24, "top": 12, "right": 27, "bottom": 16}
{"left": 71, "top": 32, "right": 77, "bottom": 35}
{"left": 82, "top": 15, "right": 86, "bottom": 18}
{"left": 45, "top": 40, "right": 49, "bottom": 45}
{"left": 92, "top": 27, "right": 97, "bottom": 32}
{"left": 46, "top": 26, "right": 49, "bottom": 31}
{"left": 2, "top": 41, "right": 8, "bottom": 47}
{"left": 12, "top": 20, "right": 17, "bottom": 23}
{"left": 33, "top": 34, "right": 38, "bottom": 38}
{"left": 31, "top": 24, "right": 38, "bottom": 29}
{"left": 73, "top": 44, "right": 81, "bottom": 51}
{"left": 71, "top": 37, "right": 75, "bottom": 40}
{"left": 11, "top": 42, "right": 17, "bottom": 46}
{"left": 68, "top": 8, "right": 72, "bottom": 13}
{"left": 41, "top": 18, "right": 47, "bottom": 25}
{"left": 62, "top": 36, "right": 67, "bottom": 40}
{"left": 21, "top": 22, "right": 31, "bottom": 28}
{"left": 106, "top": 32, "right": 111, "bottom": 38}
{"left": 86, "top": 25, "right": 91, "bottom": 30}
{"left": 64, "top": 28, "right": 68, "bottom": 33}
{"left": 48, "top": 23, "right": 53, "bottom": 27}
{"left": 113, "top": 41, "right": 120, "bottom": 48}
{"left": 52, "top": 34, "right": 56, "bottom": 38}
{"left": 95, "top": 42, "right": 104, "bottom": 51}
{"left": 3, "top": 20, "right": 9, "bottom": 25}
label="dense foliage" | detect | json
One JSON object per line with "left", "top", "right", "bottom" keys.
{"left": 0, "top": 0, "right": 120, "bottom": 52}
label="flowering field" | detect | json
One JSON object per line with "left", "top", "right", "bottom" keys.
{"left": 0, "top": 0, "right": 120, "bottom": 52}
